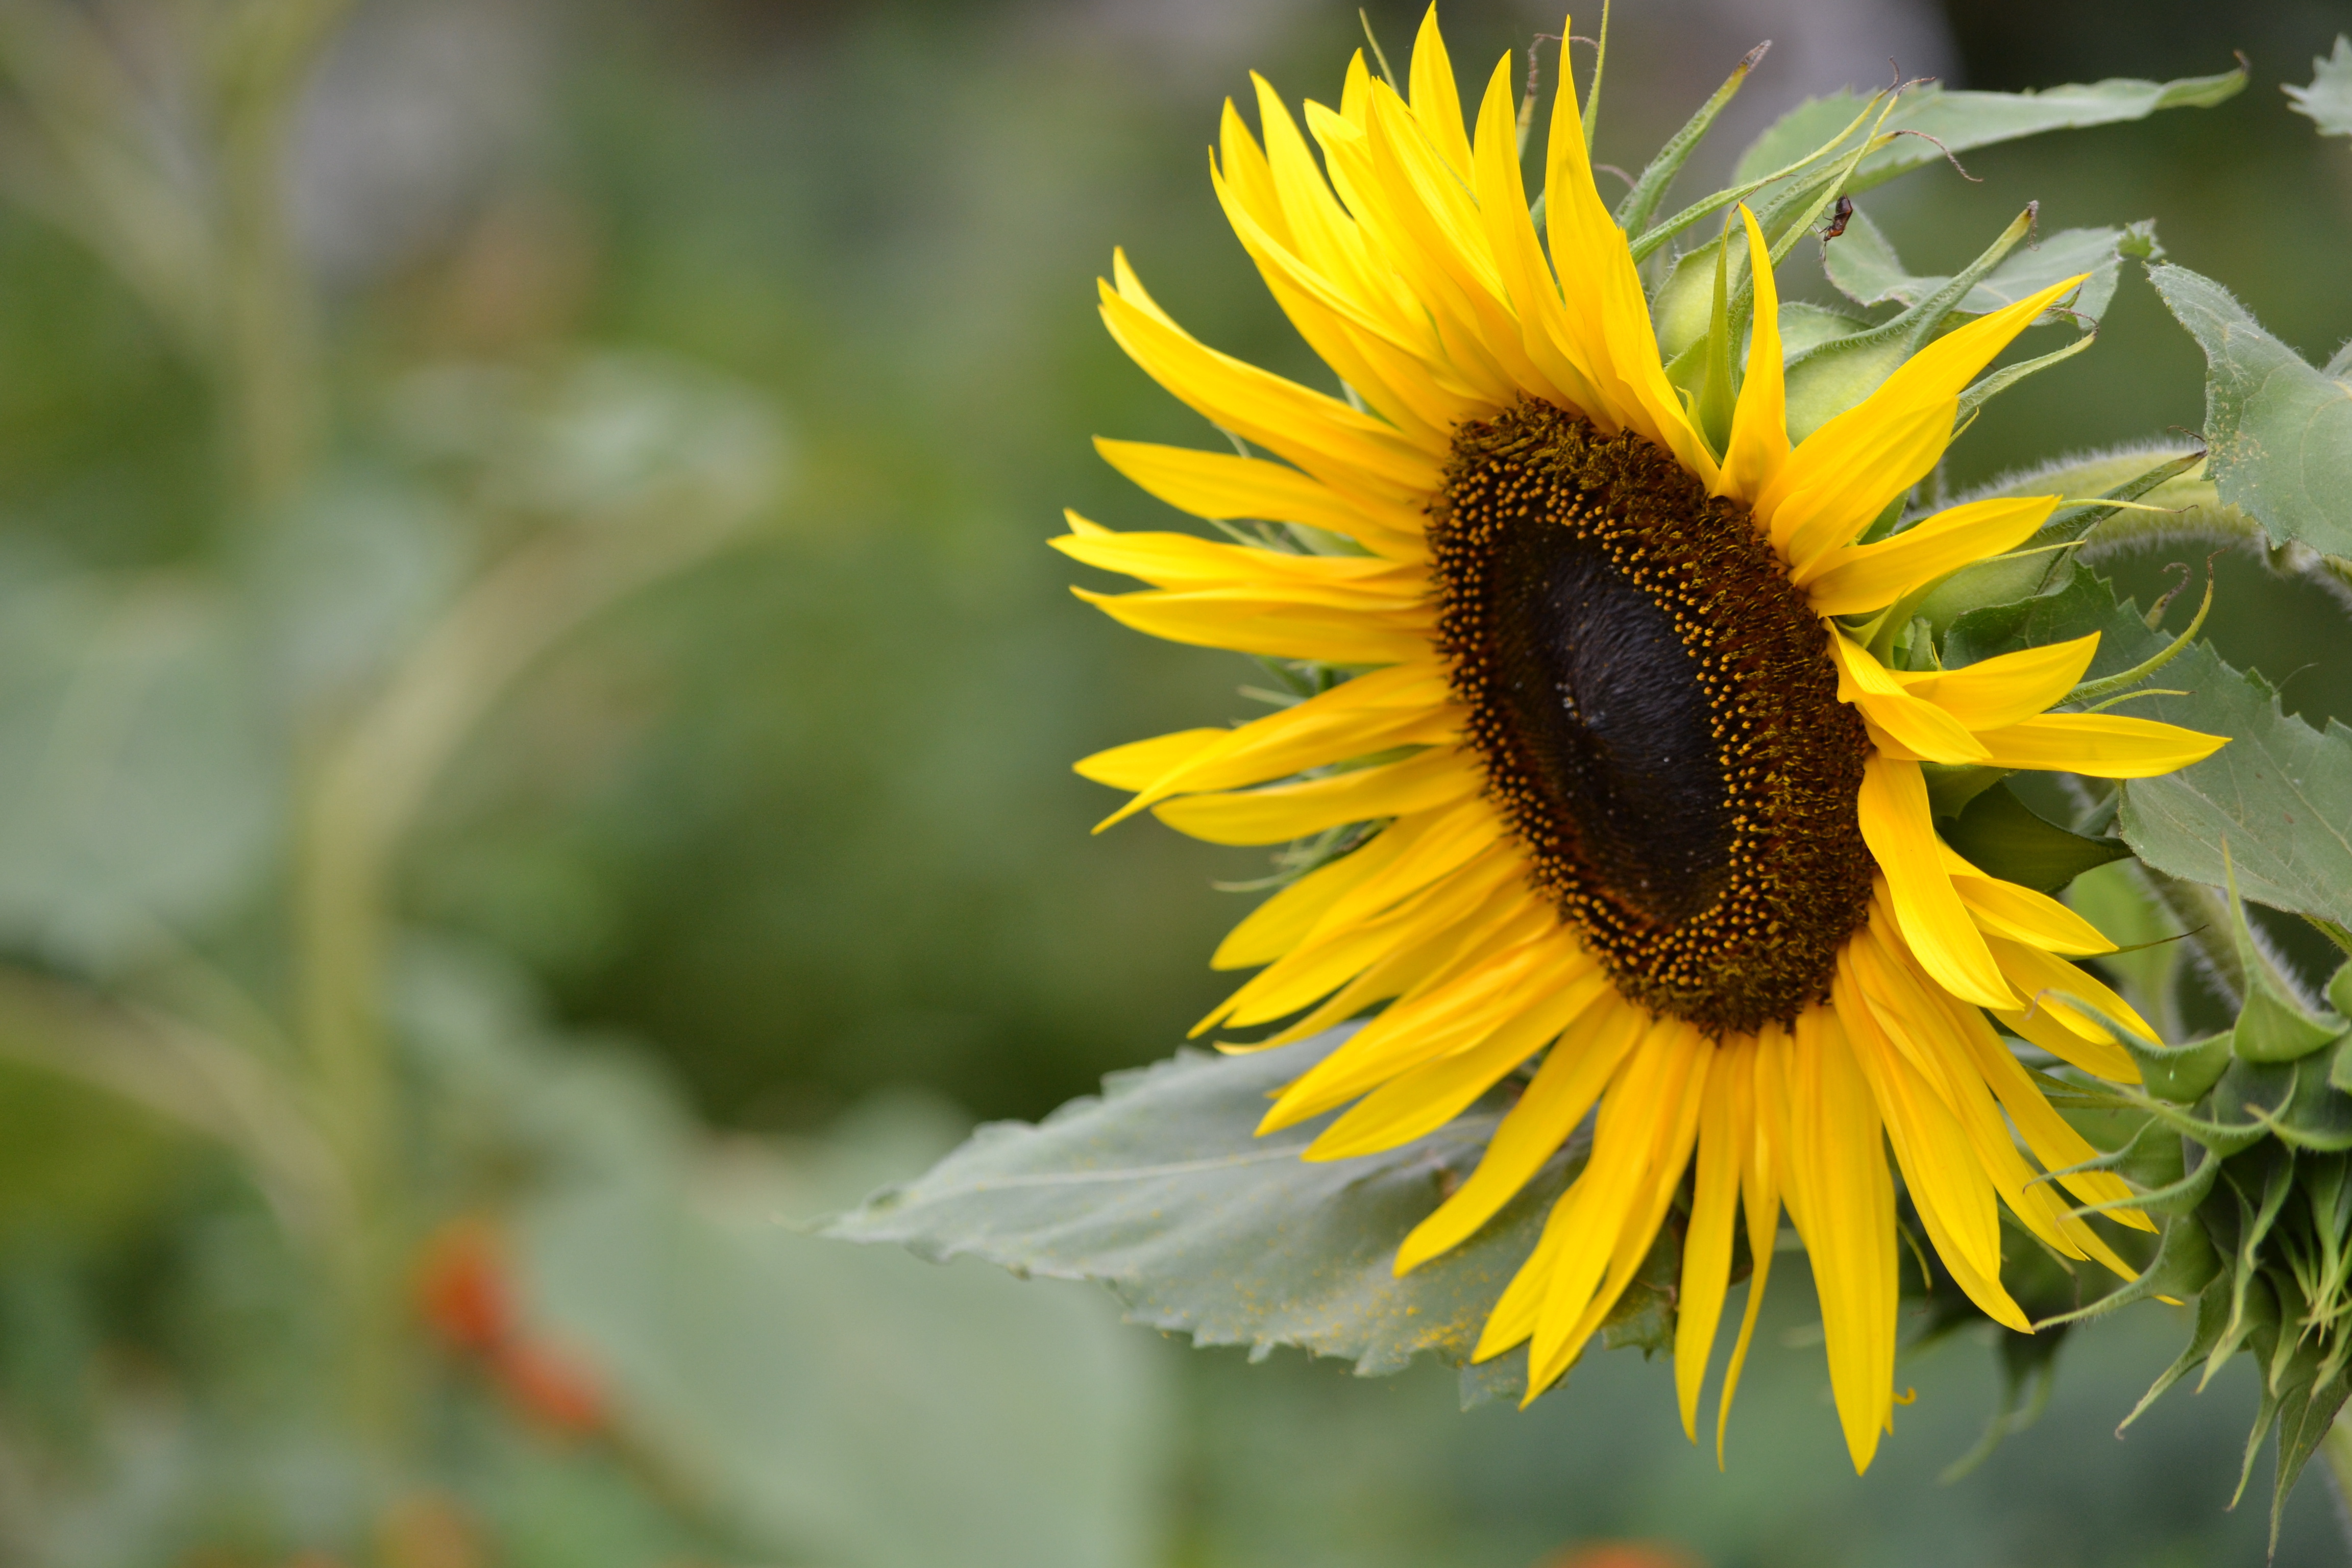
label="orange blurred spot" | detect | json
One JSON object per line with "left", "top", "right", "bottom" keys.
{"left": 1540, "top": 1544, "right": 1704, "bottom": 1568}
{"left": 415, "top": 1219, "right": 510, "bottom": 1353}
{"left": 492, "top": 1337, "right": 606, "bottom": 1436}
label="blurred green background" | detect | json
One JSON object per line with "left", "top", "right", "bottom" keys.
{"left": 1, "top": 0, "right": 2350, "bottom": 1563}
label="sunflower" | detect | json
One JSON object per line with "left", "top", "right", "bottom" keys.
{"left": 1059, "top": 9, "right": 2224, "bottom": 1471}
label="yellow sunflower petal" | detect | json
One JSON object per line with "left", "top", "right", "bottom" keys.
{"left": 1206, "top": 845, "right": 1518, "bottom": 1033}
{"left": 1468, "top": 58, "right": 1608, "bottom": 418}
{"left": 1305, "top": 963, "right": 1607, "bottom": 1160}
{"left": 1892, "top": 633, "right": 2099, "bottom": 733}
{"left": 1540, "top": 23, "right": 1717, "bottom": 481}
{"left": 1675, "top": 1051, "right": 1749, "bottom": 1440}
{"left": 1986, "top": 935, "right": 2157, "bottom": 1058}
{"left": 1856, "top": 757, "right": 2014, "bottom": 1008}
{"left": 1972, "top": 712, "right": 2229, "bottom": 777}
{"left": 1719, "top": 205, "right": 1789, "bottom": 504}
{"left": 1211, "top": 821, "right": 1415, "bottom": 970}
{"left": 1258, "top": 883, "right": 1551, "bottom": 1050}
{"left": 1072, "top": 584, "right": 1433, "bottom": 665}
{"left": 1839, "top": 958, "right": 2026, "bottom": 1332}
{"left": 1398, "top": 996, "right": 1648, "bottom": 1273}
{"left": 1828, "top": 632, "right": 1991, "bottom": 765}
{"left": 1100, "top": 659, "right": 1456, "bottom": 826}
{"left": 1935, "top": 993, "right": 2152, "bottom": 1236}
{"left": 1759, "top": 277, "right": 2085, "bottom": 558}
{"left": 1054, "top": 517, "right": 1421, "bottom": 594}
{"left": 1525, "top": 1021, "right": 1711, "bottom": 1395}
{"left": 1075, "top": 727, "right": 1226, "bottom": 790}
{"left": 1152, "top": 745, "right": 1477, "bottom": 845}
{"left": 1091, "top": 438, "right": 1430, "bottom": 558}
{"left": 1800, "top": 495, "right": 2059, "bottom": 614}
{"left": 1783, "top": 1009, "right": 1898, "bottom": 1474}
{"left": 1405, "top": 6, "right": 1474, "bottom": 179}
{"left": 1940, "top": 845, "right": 2117, "bottom": 956}
{"left": 1260, "top": 928, "right": 1594, "bottom": 1129}
{"left": 1099, "top": 272, "right": 1443, "bottom": 500}
{"left": 1717, "top": 1030, "right": 1782, "bottom": 1466}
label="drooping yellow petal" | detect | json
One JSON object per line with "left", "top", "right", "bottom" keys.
{"left": 1211, "top": 820, "right": 1415, "bottom": 970}
{"left": 1972, "top": 712, "right": 2228, "bottom": 777}
{"left": 1759, "top": 277, "right": 2085, "bottom": 558}
{"left": 1828, "top": 632, "right": 1991, "bottom": 765}
{"left": 1092, "top": 438, "right": 1429, "bottom": 556}
{"left": 1719, "top": 205, "right": 1789, "bottom": 504}
{"left": 1717, "top": 1027, "right": 1783, "bottom": 1467}
{"left": 1941, "top": 845, "right": 2117, "bottom": 956}
{"left": 1525, "top": 1021, "right": 1710, "bottom": 1395}
{"left": 1306, "top": 963, "right": 1607, "bottom": 1159}
{"left": 1933, "top": 984, "right": 2152, "bottom": 1233}
{"left": 1855, "top": 931, "right": 2149, "bottom": 1264}
{"left": 1261, "top": 928, "right": 1594, "bottom": 1129}
{"left": 1676, "top": 1049, "right": 1749, "bottom": 1441}
{"left": 1055, "top": 516, "right": 1423, "bottom": 596}
{"left": 1153, "top": 745, "right": 1477, "bottom": 845}
{"left": 1782, "top": 1009, "right": 1898, "bottom": 1474}
{"left": 1099, "top": 659, "right": 1457, "bottom": 827}
{"left": 1891, "top": 633, "right": 2099, "bottom": 733}
{"left": 1838, "top": 957, "right": 2027, "bottom": 1332}
{"left": 1800, "top": 495, "right": 2058, "bottom": 614}
{"left": 1399, "top": 996, "right": 1647, "bottom": 1273}
{"left": 1986, "top": 934, "right": 2157, "bottom": 1073}
{"left": 1075, "top": 728, "right": 1226, "bottom": 791}
{"left": 1856, "top": 757, "right": 2014, "bottom": 1008}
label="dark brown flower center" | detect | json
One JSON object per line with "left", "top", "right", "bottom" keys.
{"left": 1430, "top": 398, "right": 1873, "bottom": 1035}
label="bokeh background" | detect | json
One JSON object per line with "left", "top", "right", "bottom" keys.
{"left": 1, "top": 0, "right": 2350, "bottom": 1563}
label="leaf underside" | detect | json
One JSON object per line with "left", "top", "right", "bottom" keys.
{"left": 818, "top": 1029, "right": 1578, "bottom": 1394}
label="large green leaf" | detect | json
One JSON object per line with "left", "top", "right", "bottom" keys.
{"left": 1730, "top": 68, "right": 2246, "bottom": 193}
{"left": 2286, "top": 36, "right": 2352, "bottom": 138}
{"left": 1944, "top": 572, "right": 2352, "bottom": 934}
{"left": 2149, "top": 263, "right": 2352, "bottom": 558}
{"left": 820, "top": 1029, "right": 1571, "bottom": 1381}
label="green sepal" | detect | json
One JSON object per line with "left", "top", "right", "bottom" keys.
{"left": 2220, "top": 850, "right": 2351, "bottom": 1063}
{"left": 2212, "top": 1055, "right": 2352, "bottom": 1153}
{"left": 2332, "top": 959, "right": 2352, "bottom": 1020}
{"left": 2138, "top": 1032, "right": 2234, "bottom": 1105}
{"left": 1782, "top": 206, "right": 2041, "bottom": 440}
{"left": 1826, "top": 208, "right": 2137, "bottom": 328}
{"left": 1922, "top": 762, "right": 2011, "bottom": 820}
{"left": 1937, "top": 780, "right": 2128, "bottom": 894}
{"left": 1922, "top": 448, "right": 2204, "bottom": 636}
{"left": 1613, "top": 41, "right": 1768, "bottom": 238}
{"left": 2117, "top": 1272, "right": 2232, "bottom": 1435}
{"left": 2035, "top": 1206, "right": 2218, "bottom": 1329}
{"left": 1691, "top": 230, "right": 1737, "bottom": 453}
{"left": 2236, "top": 987, "right": 2348, "bottom": 1065}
